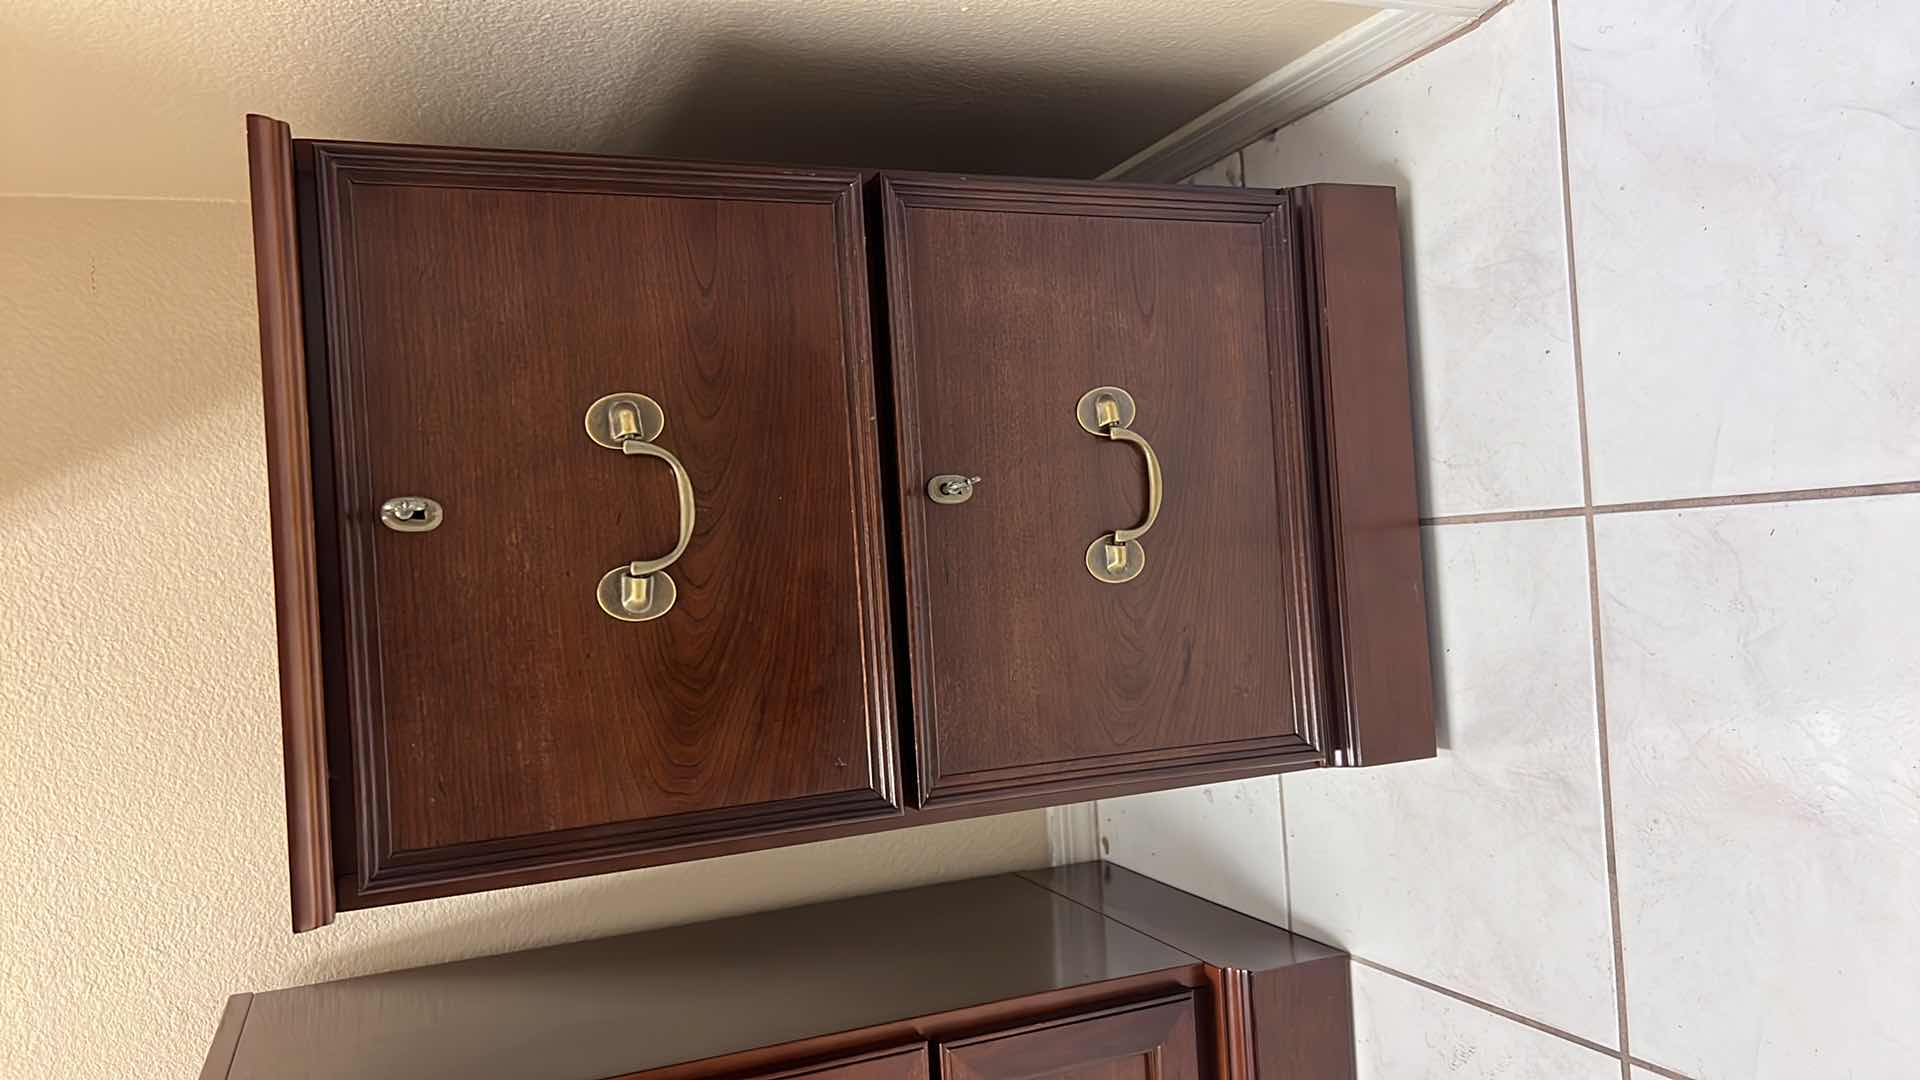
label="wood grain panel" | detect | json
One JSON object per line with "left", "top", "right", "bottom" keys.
{"left": 310, "top": 143, "right": 898, "bottom": 894}
{"left": 1245, "top": 958, "right": 1354, "bottom": 1080}
{"left": 1294, "top": 184, "right": 1435, "bottom": 767}
{"left": 938, "top": 994, "right": 1200, "bottom": 1080}
{"left": 738, "top": 1045, "right": 928, "bottom": 1080}
{"left": 882, "top": 175, "right": 1329, "bottom": 807}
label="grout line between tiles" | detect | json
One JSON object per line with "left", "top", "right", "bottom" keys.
{"left": 1591, "top": 478, "right": 1920, "bottom": 515}
{"left": 1353, "top": 957, "right": 1624, "bottom": 1061}
{"left": 1627, "top": 1057, "right": 1698, "bottom": 1080}
{"left": 1581, "top": 477, "right": 1634, "bottom": 1080}
{"left": 1420, "top": 478, "right": 1920, "bottom": 527}
{"left": 1421, "top": 505, "right": 1586, "bottom": 525}
{"left": 1547, "top": 2, "right": 1633, "bottom": 1077}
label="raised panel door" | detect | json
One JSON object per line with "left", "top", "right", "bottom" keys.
{"left": 311, "top": 144, "right": 899, "bottom": 897}
{"left": 938, "top": 995, "right": 1201, "bottom": 1080}
{"left": 880, "top": 175, "right": 1329, "bottom": 807}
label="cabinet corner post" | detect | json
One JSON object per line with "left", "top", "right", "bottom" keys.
{"left": 1291, "top": 183, "right": 1438, "bottom": 768}
{"left": 246, "top": 113, "right": 337, "bottom": 931}
{"left": 1211, "top": 954, "right": 1355, "bottom": 1080}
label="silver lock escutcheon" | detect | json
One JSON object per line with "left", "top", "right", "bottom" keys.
{"left": 379, "top": 496, "right": 444, "bottom": 532}
{"left": 927, "top": 474, "right": 981, "bottom": 504}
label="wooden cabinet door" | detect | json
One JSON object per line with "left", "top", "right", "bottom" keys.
{"left": 938, "top": 995, "right": 1199, "bottom": 1080}
{"left": 309, "top": 143, "right": 899, "bottom": 899}
{"left": 881, "top": 175, "right": 1328, "bottom": 807}
{"left": 732, "top": 1045, "right": 929, "bottom": 1080}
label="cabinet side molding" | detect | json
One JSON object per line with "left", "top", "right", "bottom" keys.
{"left": 1294, "top": 184, "right": 1437, "bottom": 767}
{"left": 245, "top": 113, "right": 336, "bottom": 930}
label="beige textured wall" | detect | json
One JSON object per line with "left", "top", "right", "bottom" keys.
{"left": 0, "top": 194, "right": 1051, "bottom": 1079}
{"left": 1, "top": 0, "right": 1369, "bottom": 194}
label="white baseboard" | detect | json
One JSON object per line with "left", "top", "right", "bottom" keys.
{"left": 1045, "top": 803, "right": 1101, "bottom": 866}
{"left": 1100, "top": 8, "right": 1479, "bottom": 182}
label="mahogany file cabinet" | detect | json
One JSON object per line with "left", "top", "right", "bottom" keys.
{"left": 248, "top": 115, "right": 1434, "bottom": 930}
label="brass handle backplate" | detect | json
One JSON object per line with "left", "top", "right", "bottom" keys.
{"left": 1076, "top": 386, "right": 1161, "bottom": 584}
{"left": 586, "top": 393, "right": 695, "bottom": 621}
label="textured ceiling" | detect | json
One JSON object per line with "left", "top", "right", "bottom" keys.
{"left": 1, "top": 0, "right": 1373, "bottom": 200}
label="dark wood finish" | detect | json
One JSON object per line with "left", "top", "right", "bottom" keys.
{"left": 1021, "top": 863, "right": 1355, "bottom": 1080}
{"left": 201, "top": 865, "right": 1358, "bottom": 1080}
{"left": 1294, "top": 184, "right": 1435, "bottom": 767}
{"left": 198, "top": 993, "right": 252, "bottom": 1080}
{"left": 210, "top": 871, "right": 1202, "bottom": 1080}
{"left": 881, "top": 175, "right": 1329, "bottom": 808}
{"left": 1241, "top": 956, "right": 1354, "bottom": 1080}
{"left": 246, "top": 118, "right": 1436, "bottom": 923}
{"left": 245, "top": 114, "right": 335, "bottom": 932}
{"left": 627, "top": 973, "right": 1205, "bottom": 1080}
{"left": 939, "top": 994, "right": 1200, "bottom": 1080}
{"left": 328, "top": 772, "right": 1267, "bottom": 912}
{"left": 1018, "top": 863, "right": 1345, "bottom": 973}
{"left": 730, "top": 1045, "right": 928, "bottom": 1080}
{"left": 305, "top": 140, "right": 900, "bottom": 897}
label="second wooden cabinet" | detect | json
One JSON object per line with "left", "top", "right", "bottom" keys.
{"left": 247, "top": 115, "right": 1434, "bottom": 930}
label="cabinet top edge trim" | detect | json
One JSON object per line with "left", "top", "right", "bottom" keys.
{"left": 882, "top": 173, "right": 1287, "bottom": 215}
{"left": 304, "top": 140, "right": 868, "bottom": 191}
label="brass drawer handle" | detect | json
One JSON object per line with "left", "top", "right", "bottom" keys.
{"left": 1077, "top": 385, "right": 1161, "bottom": 583}
{"left": 585, "top": 393, "right": 696, "bottom": 621}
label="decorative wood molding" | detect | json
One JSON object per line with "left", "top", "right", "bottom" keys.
{"left": 1018, "top": 863, "right": 1357, "bottom": 1080}
{"left": 879, "top": 175, "right": 1333, "bottom": 810}
{"left": 1321, "top": 0, "right": 1491, "bottom": 15}
{"left": 939, "top": 993, "right": 1198, "bottom": 1080}
{"left": 304, "top": 143, "right": 906, "bottom": 900}
{"left": 1293, "top": 185, "right": 1436, "bottom": 767}
{"left": 1099, "top": 10, "right": 1478, "bottom": 182}
{"left": 245, "top": 113, "right": 336, "bottom": 932}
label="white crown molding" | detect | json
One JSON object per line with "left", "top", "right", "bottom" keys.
{"left": 1319, "top": 0, "right": 1491, "bottom": 16}
{"left": 1046, "top": 803, "right": 1101, "bottom": 865}
{"left": 1100, "top": 9, "right": 1478, "bottom": 182}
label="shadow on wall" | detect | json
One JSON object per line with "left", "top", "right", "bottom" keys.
{"left": 1, "top": 33, "right": 1238, "bottom": 499}
{"left": 587, "top": 34, "right": 1207, "bottom": 178}
{"left": 287, "top": 812, "right": 1044, "bottom": 987}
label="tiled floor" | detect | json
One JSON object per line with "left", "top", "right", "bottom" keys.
{"left": 1561, "top": 1, "right": 1920, "bottom": 503}
{"left": 1351, "top": 963, "right": 1620, "bottom": 1080}
{"left": 1242, "top": 0, "right": 1585, "bottom": 519}
{"left": 1283, "top": 517, "right": 1616, "bottom": 1047}
{"left": 1100, "top": 0, "right": 1920, "bottom": 1076}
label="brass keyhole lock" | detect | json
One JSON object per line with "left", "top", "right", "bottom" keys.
{"left": 927, "top": 474, "right": 981, "bottom": 504}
